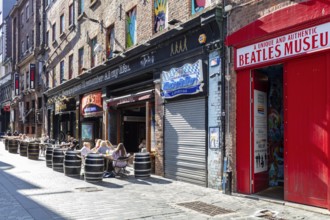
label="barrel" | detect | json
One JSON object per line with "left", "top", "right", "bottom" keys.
{"left": 64, "top": 150, "right": 82, "bottom": 176}
{"left": 134, "top": 152, "right": 151, "bottom": 178}
{"left": 5, "top": 139, "right": 8, "bottom": 151}
{"left": 8, "top": 139, "right": 18, "bottom": 154}
{"left": 45, "top": 146, "right": 54, "bottom": 168}
{"left": 52, "top": 148, "right": 65, "bottom": 172}
{"left": 27, "top": 142, "right": 40, "bottom": 160}
{"left": 84, "top": 153, "right": 104, "bottom": 182}
{"left": 19, "top": 141, "right": 28, "bottom": 157}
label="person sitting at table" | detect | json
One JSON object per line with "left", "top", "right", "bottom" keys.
{"left": 95, "top": 141, "right": 111, "bottom": 154}
{"left": 106, "top": 140, "right": 114, "bottom": 150}
{"left": 112, "top": 143, "right": 130, "bottom": 174}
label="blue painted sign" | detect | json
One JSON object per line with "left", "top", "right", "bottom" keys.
{"left": 161, "top": 60, "right": 203, "bottom": 99}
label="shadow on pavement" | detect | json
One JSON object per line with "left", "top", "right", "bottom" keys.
{"left": 0, "top": 149, "right": 66, "bottom": 219}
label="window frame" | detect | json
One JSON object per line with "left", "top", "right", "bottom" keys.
{"left": 78, "top": 0, "right": 84, "bottom": 16}
{"left": 106, "top": 25, "right": 115, "bottom": 59}
{"left": 69, "top": 4, "right": 74, "bottom": 27}
{"left": 78, "top": 47, "right": 84, "bottom": 74}
{"left": 60, "top": 14, "right": 65, "bottom": 35}
{"left": 91, "top": 37, "right": 97, "bottom": 68}
{"left": 68, "top": 54, "right": 73, "bottom": 79}
{"left": 52, "top": 23, "right": 56, "bottom": 43}
{"left": 60, "top": 60, "right": 65, "bottom": 84}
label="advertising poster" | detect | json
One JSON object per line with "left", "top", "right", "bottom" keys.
{"left": 254, "top": 90, "right": 268, "bottom": 173}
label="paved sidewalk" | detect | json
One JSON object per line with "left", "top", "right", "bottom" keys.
{"left": 0, "top": 141, "right": 329, "bottom": 220}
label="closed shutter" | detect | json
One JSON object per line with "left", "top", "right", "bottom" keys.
{"left": 164, "top": 97, "right": 206, "bottom": 186}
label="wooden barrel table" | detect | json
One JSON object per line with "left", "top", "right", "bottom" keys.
{"left": 45, "top": 146, "right": 54, "bottom": 168}
{"left": 5, "top": 138, "right": 9, "bottom": 151}
{"left": 134, "top": 152, "right": 151, "bottom": 178}
{"left": 85, "top": 153, "right": 104, "bottom": 182}
{"left": 8, "top": 139, "right": 19, "bottom": 154}
{"left": 19, "top": 141, "right": 28, "bottom": 157}
{"left": 64, "top": 150, "right": 82, "bottom": 176}
{"left": 52, "top": 148, "right": 65, "bottom": 172}
{"left": 28, "top": 142, "right": 40, "bottom": 160}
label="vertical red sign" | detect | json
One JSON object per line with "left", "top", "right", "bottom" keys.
{"left": 15, "top": 73, "right": 19, "bottom": 96}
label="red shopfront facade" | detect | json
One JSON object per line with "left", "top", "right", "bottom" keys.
{"left": 227, "top": 1, "right": 330, "bottom": 209}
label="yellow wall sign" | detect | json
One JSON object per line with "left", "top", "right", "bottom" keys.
{"left": 198, "top": 34, "right": 207, "bottom": 44}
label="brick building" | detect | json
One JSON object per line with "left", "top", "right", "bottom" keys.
{"left": 43, "top": 0, "right": 224, "bottom": 188}
{"left": 9, "top": 0, "right": 43, "bottom": 137}
{"left": 226, "top": 0, "right": 330, "bottom": 210}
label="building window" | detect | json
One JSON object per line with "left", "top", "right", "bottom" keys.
{"left": 46, "top": 31, "right": 49, "bottom": 47}
{"left": 60, "top": 60, "right": 65, "bottom": 84}
{"left": 26, "top": 4, "right": 29, "bottom": 20}
{"left": 52, "top": 66, "right": 56, "bottom": 87}
{"left": 68, "top": 54, "right": 73, "bottom": 79}
{"left": 60, "top": 14, "right": 65, "bottom": 34}
{"left": 126, "top": 7, "right": 137, "bottom": 48}
{"left": 106, "top": 26, "right": 115, "bottom": 59}
{"left": 91, "top": 37, "right": 97, "bottom": 68}
{"left": 44, "top": 0, "right": 49, "bottom": 8}
{"left": 191, "top": 0, "right": 210, "bottom": 15}
{"left": 52, "top": 23, "right": 56, "bottom": 42}
{"left": 78, "top": 0, "right": 84, "bottom": 15}
{"left": 154, "top": 0, "right": 168, "bottom": 33}
{"left": 21, "top": 41, "right": 25, "bottom": 54}
{"left": 26, "top": 71, "right": 29, "bottom": 89}
{"left": 31, "top": 0, "right": 34, "bottom": 13}
{"left": 21, "top": 11, "right": 24, "bottom": 26}
{"left": 69, "top": 4, "right": 74, "bottom": 26}
{"left": 26, "top": 35, "right": 29, "bottom": 50}
{"left": 46, "top": 71, "right": 49, "bottom": 88}
{"left": 78, "top": 47, "right": 84, "bottom": 74}
{"left": 31, "top": 30, "right": 34, "bottom": 48}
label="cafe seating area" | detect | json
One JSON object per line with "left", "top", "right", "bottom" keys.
{"left": 2, "top": 135, "right": 152, "bottom": 183}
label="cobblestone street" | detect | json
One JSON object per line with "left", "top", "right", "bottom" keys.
{"left": 0, "top": 141, "right": 329, "bottom": 220}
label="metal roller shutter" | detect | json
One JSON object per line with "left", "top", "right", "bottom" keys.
{"left": 164, "top": 97, "right": 206, "bottom": 186}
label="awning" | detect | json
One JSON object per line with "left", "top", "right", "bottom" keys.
{"left": 107, "top": 89, "right": 154, "bottom": 107}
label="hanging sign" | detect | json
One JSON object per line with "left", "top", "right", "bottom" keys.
{"left": 30, "top": 63, "right": 36, "bottom": 89}
{"left": 236, "top": 22, "right": 330, "bottom": 69}
{"left": 161, "top": 59, "right": 204, "bottom": 99}
{"left": 81, "top": 91, "right": 102, "bottom": 117}
{"left": 15, "top": 73, "right": 19, "bottom": 96}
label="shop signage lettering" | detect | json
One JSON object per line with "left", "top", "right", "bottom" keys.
{"left": 170, "top": 36, "right": 188, "bottom": 56}
{"left": 140, "top": 52, "right": 155, "bottom": 67}
{"left": 161, "top": 59, "right": 204, "bottom": 99}
{"left": 81, "top": 91, "right": 103, "bottom": 117}
{"left": 236, "top": 22, "right": 330, "bottom": 69}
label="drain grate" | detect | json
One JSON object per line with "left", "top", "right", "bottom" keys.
{"left": 177, "top": 201, "right": 233, "bottom": 217}
{"left": 75, "top": 187, "right": 103, "bottom": 192}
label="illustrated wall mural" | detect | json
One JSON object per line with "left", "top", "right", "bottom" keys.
{"left": 191, "top": 0, "right": 211, "bottom": 15}
{"left": 126, "top": 7, "right": 137, "bottom": 48}
{"left": 154, "top": 0, "right": 167, "bottom": 33}
{"left": 267, "top": 73, "right": 284, "bottom": 187}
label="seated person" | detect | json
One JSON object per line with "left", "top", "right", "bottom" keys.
{"left": 138, "top": 139, "right": 146, "bottom": 152}
{"left": 106, "top": 140, "right": 115, "bottom": 151}
{"left": 112, "top": 143, "right": 131, "bottom": 174}
{"left": 96, "top": 140, "right": 111, "bottom": 154}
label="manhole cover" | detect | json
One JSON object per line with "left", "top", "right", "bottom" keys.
{"left": 177, "top": 201, "right": 233, "bottom": 217}
{"left": 75, "top": 187, "right": 103, "bottom": 192}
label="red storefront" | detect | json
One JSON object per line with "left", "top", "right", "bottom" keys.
{"left": 227, "top": 1, "right": 330, "bottom": 209}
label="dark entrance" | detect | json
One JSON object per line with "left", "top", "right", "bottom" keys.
{"left": 252, "top": 65, "right": 284, "bottom": 200}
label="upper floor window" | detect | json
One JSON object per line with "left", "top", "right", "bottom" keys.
{"left": 52, "top": 66, "right": 57, "bottom": 87}
{"left": 26, "top": 35, "right": 29, "bottom": 50}
{"left": 44, "top": 0, "right": 49, "bottom": 8}
{"left": 78, "top": 0, "right": 84, "bottom": 15}
{"left": 106, "top": 26, "right": 115, "bottom": 59}
{"left": 31, "top": 0, "right": 34, "bottom": 13}
{"left": 52, "top": 23, "right": 56, "bottom": 42}
{"left": 26, "top": 3, "right": 29, "bottom": 20}
{"left": 21, "top": 11, "right": 24, "bottom": 26}
{"left": 126, "top": 7, "right": 137, "bottom": 48}
{"left": 60, "top": 60, "right": 65, "bottom": 84}
{"left": 78, "top": 47, "right": 84, "bottom": 74}
{"left": 69, "top": 4, "right": 74, "bottom": 26}
{"left": 46, "top": 31, "right": 49, "bottom": 47}
{"left": 154, "top": 0, "right": 168, "bottom": 33}
{"left": 31, "top": 30, "right": 34, "bottom": 48}
{"left": 60, "top": 14, "right": 65, "bottom": 34}
{"left": 21, "top": 41, "right": 25, "bottom": 54}
{"left": 91, "top": 37, "right": 97, "bottom": 68}
{"left": 191, "top": 0, "right": 210, "bottom": 15}
{"left": 68, "top": 54, "right": 73, "bottom": 79}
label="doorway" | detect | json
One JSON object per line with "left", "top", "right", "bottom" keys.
{"left": 252, "top": 65, "right": 284, "bottom": 200}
